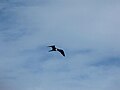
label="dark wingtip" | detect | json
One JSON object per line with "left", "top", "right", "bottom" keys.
{"left": 48, "top": 45, "right": 55, "bottom": 47}
{"left": 62, "top": 53, "right": 65, "bottom": 57}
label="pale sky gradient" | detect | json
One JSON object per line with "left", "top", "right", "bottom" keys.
{"left": 0, "top": 0, "right": 120, "bottom": 90}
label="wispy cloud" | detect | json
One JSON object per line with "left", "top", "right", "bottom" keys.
{"left": 0, "top": 0, "right": 120, "bottom": 90}
{"left": 91, "top": 57, "right": 120, "bottom": 67}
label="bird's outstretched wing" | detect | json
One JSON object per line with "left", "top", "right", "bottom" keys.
{"left": 57, "top": 49, "right": 65, "bottom": 56}
{"left": 48, "top": 45, "right": 55, "bottom": 48}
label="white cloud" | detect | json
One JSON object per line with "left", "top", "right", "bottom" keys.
{"left": 0, "top": 0, "right": 120, "bottom": 90}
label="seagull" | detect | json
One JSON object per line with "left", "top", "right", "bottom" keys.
{"left": 48, "top": 45, "right": 65, "bottom": 56}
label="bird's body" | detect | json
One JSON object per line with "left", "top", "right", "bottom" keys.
{"left": 48, "top": 45, "right": 65, "bottom": 56}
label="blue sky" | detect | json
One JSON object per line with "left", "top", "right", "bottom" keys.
{"left": 0, "top": 0, "right": 120, "bottom": 90}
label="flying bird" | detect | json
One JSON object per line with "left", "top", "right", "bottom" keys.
{"left": 48, "top": 45, "right": 65, "bottom": 56}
